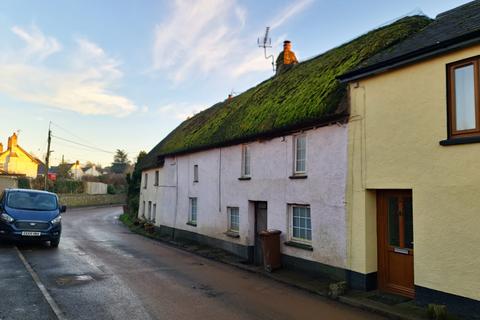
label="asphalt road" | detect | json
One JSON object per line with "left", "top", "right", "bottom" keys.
{"left": 0, "top": 206, "right": 385, "bottom": 320}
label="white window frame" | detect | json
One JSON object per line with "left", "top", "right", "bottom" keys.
{"left": 152, "top": 203, "right": 156, "bottom": 222}
{"left": 154, "top": 170, "right": 159, "bottom": 186}
{"left": 241, "top": 144, "right": 251, "bottom": 177}
{"left": 189, "top": 197, "right": 197, "bottom": 225}
{"left": 294, "top": 134, "right": 307, "bottom": 175}
{"left": 289, "top": 205, "right": 312, "bottom": 244}
{"left": 193, "top": 165, "right": 199, "bottom": 182}
{"left": 144, "top": 173, "right": 148, "bottom": 188}
{"left": 227, "top": 207, "right": 240, "bottom": 233}
{"left": 142, "top": 200, "right": 146, "bottom": 217}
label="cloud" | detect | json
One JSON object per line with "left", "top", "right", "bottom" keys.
{"left": 157, "top": 102, "right": 206, "bottom": 120}
{"left": 270, "top": 0, "right": 313, "bottom": 30}
{"left": 0, "top": 25, "right": 137, "bottom": 116}
{"left": 11, "top": 25, "right": 61, "bottom": 61}
{"left": 152, "top": 0, "right": 245, "bottom": 83}
{"left": 151, "top": 0, "right": 312, "bottom": 82}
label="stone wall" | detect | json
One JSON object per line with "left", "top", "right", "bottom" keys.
{"left": 59, "top": 194, "right": 125, "bottom": 208}
{"left": 0, "top": 176, "right": 18, "bottom": 193}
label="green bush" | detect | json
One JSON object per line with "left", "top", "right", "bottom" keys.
{"left": 17, "top": 177, "right": 31, "bottom": 189}
{"left": 107, "top": 184, "right": 116, "bottom": 194}
{"left": 54, "top": 179, "right": 84, "bottom": 194}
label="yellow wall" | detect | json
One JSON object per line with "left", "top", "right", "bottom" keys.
{"left": 347, "top": 45, "right": 480, "bottom": 301}
{"left": 0, "top": 147, "right": 38, "bottom": 178}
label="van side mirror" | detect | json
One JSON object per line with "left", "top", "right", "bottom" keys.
{"left": 60, "top": 205, "right": 67, "bottom": 213}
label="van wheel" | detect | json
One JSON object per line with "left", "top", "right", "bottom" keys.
{"left": 50, "top": 238, "right": 60, "bottom": 248}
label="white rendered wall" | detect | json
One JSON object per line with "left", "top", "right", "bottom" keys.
{"left": 140, "top": 124, "right": 349, "bottom": 269}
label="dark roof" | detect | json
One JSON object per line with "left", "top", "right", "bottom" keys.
{"left": 140, "top": 15, "right": 431, "bottom": 170}
{"left": 339, "top": 0, "right": 480, "bottom": 82}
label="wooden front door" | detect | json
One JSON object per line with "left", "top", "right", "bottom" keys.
{"left": 377, "top": 190, "right": 414, "bottom": 298}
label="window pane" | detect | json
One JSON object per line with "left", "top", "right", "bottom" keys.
{"left": 242, "top": 146, "right": 250, "bottom": 176}
{"left": 291, "top": 206, "right": 311, "bottom": 242}
{"left": 295, "top": 136, "right": 306, "bottom": 172}
{"left": 404, "top": 199, "right": 413, "bottom": 249}
{"left": 190, "top": 198, "right": 197, "bottom": 222}
{"left": 388, "top": 197, "right": 399, "bottom": 247}
{"left": 455, "top": 65, "right": 476, "bottom": 131}
{"left": 229, "top": 207, "right": 239, "bottom": 232}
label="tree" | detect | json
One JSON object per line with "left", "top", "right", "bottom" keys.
{"left": 114, "top": 149, "right": 130, "bottom": 164}
{"left": 126, "top": 151, "right": 147, "bottom": 217}
{"left": 112, "top": 149, "right": 130, "bottom": 174}
{"left": 57, "top": 163, "right": 72, "bottom": 179}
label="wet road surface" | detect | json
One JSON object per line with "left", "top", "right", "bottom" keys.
{"left": 0, "top": 206, "right": 386, "bottom": 320}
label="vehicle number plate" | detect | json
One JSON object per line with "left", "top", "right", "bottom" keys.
{"left": 21, "top": 231, "right": 41, "bottom": 237}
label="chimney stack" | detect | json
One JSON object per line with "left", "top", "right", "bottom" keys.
{"left": 7, "top": 133, "right": 18, "bottom": 150}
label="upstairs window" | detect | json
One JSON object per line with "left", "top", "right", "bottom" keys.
{"left": 241, "top": 145, "right": 251, "bottom": 177}
{"left": 448, "top": 58, "right": 480, "bottom": 138}
{"left": 154, "top": 170, "right": 159, "bottom": 186}
{"left": 144, "top": 173, "right": 148, "bottom": 189}
{"left": 193, "top": 165, "right": 199, "bottom": 182}
{"left": 294, "top": 135, "right": 307, "bottom": 174}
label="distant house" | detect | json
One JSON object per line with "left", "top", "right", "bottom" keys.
{"left": 0, "top": 133, "right": 41, "bottom": 178}
{"left": 83, "top": 164, "right": 101, "bottom": 177}
{"left": 70, "top": 160, "right": 84, "bottom": 180}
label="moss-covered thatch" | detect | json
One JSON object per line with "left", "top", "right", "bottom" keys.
{"left": 140, "top": 15, "right": 432, "bottom": 170}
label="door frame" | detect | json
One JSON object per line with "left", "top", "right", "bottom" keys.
{"left": 253, "top": 201, "right": 268, "bottom": 266}
{"left": 377, "top": 189, "right": 415, "bottom": 298}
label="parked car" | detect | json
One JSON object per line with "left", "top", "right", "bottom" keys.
{"left": 0, "top": 188, "right": 65, "bottom": 247}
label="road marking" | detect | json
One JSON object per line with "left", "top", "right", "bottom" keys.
{"left": 15, "top": 246, "right": 66, "bottom": 320}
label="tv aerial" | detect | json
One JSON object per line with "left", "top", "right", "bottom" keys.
{"left": 257, "top": 27, "right": 275, "bottom": 72}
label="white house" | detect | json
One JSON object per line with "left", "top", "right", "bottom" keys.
{"left": 83, "top": 165, "right": 101, "bottom": 177}
{"left": 140, "top": 126, "right": 349, "bottom": 275}
{"left": 138, "top": 17, "right": 428, "bottom": 289}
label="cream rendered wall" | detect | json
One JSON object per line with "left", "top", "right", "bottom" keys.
{"left": 347, "top": 45, "right": 480, "bottom": 300}
{"left": 140, "top": 125, "right": 349, "bottom": 269}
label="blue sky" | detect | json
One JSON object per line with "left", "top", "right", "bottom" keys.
{"left": 0, "top": 0, "right": 471, "bottom": 166}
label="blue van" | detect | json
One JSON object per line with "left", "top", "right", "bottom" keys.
{"left": 0, "top": 189, "right": 65, "bottom": 247}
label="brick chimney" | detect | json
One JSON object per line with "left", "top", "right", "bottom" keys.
{"left": 7, "top": 133, "right": 17, "bottom": 150}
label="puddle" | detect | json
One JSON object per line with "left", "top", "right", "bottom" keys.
{"left": 191, "top": 283, "right": 223, "bottom": 298}
{"left": 56, "top": 274, "right": 95, "bottom": 286}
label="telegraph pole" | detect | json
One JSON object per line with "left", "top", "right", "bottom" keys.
{"left": 44, "top": 122, "right": 52, "bottom": 190}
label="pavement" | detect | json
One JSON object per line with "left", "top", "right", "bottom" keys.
{"left": 0, "top": 206, "right": 387, "bottom": 320}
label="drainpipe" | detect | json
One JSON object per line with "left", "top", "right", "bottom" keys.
{"left": 218, "top": 148, "right": 222, "bottom": 212}
{"left": 173, "top": 156, "right": 179, "bottom": 241}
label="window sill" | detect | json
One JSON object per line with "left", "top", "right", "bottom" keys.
{"left": 439, "top": 136, "right": 480, "bottom": 146}
{"left": 238, "top": 176, "right": 251, "bottom": 181}
{"left": 284, "top": 241, "right": 313, "bottom": 251}
{"left": 186, "top": 222, "right": 197, "bottom": 227}
{"left": 224, "top": 231, "right": 240, "bottom": 238}
{"left": 289, "top": 175, "right": 307, "bottom": 179}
